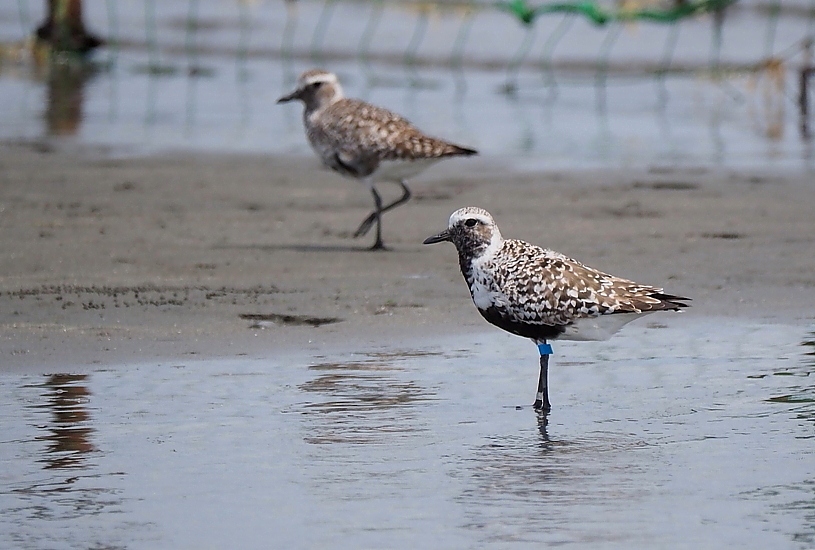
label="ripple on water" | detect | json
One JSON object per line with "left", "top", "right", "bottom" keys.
{"left": 298, "top": 353, "right": 440, "bottom": 444}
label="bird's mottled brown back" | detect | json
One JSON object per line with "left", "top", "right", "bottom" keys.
{"left": 475, "top": 239, "right": 686, "bottom": 328}
{"left": 306, "top": 99, "right": 475, "bottom": 176}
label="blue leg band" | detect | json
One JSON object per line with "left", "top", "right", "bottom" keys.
{"left": 538, "top": 343, "right": 553, "bottom": 355}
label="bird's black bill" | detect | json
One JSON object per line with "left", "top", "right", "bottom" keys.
{"left": 276, "top": 92, "right": 298, "bottom": 103}
{"left": 423, "top": 230, "right": 450, "bottom": 245}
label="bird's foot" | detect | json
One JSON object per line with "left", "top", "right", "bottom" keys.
{"left": 369, "top": 240, "right": 389, "bottom": 251}
{"left": 353, "top": 214, "right": 377, "bottom": 238}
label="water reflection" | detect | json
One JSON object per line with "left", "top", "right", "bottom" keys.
{"left": 459, "top": 418, "right": 650, "bottom": 543}
{"left": 744, "top": 480, "right": 815, "bottom": 546}
{"left": 12, "top": 375, "right": 109, "bottom": 513}
{"left": 764, "top": 331, "right": 815, "bottom": 426}
{"left": 32, "top": 374, "right": 95, "bottom": 470}
{"left": 464, "top": 427, "right": 647, "bottom": 503}
{"left": 802, "top": 331, "right": 815, "bottom": 363}
{"left": 2, "top": 374, "right": 141, "bottom": 549}
{"left": 298, "top": 353, "right": 436, "bottom": 444}
{"left": 43, "top": 62, "right": 100, "bottom": 137}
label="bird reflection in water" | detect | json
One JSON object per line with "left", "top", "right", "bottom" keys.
{"left": 464, "top": 423, "right": 648, "bottom": 507}
{"left": 34, "top": 374, "right": 95, "bottom": 470}
{"left": 803, "top": 331, "right": 815, "bottom": 365}
{"left": 42, "top": 62, "right": 99, "bottom": 137}
{"left": 767, "top": 331, "right": 815, "bottom": 425}
{"left": 298, "top": 354, "right": 437, "bottom": 445}
{"left": 763, "top": 331, "right": 815, "bottom": 424}
{"left": 12, "top": 373, "right": 131, "bottom": 543}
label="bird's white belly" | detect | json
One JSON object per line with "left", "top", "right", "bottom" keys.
{"left": 560, "top": 311, "right": 656, "bottom": 341}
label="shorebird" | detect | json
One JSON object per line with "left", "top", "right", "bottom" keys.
{"left": 423, "top": 207, "right": 690, "bottom": 412}
{"left": 277, "top": 69, "right": 478, "bottom": 250}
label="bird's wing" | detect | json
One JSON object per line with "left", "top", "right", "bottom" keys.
{"left": 492, "top": 240, "right": 681, "bottom": 327}
{"left": 314, "top": 99, "right": 473, "bottom": 174}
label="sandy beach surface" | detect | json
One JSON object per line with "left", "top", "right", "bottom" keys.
{"left": 1, "top": 141, "right": 813, "bottom": 371}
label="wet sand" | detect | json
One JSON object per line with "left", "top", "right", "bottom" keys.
{"left": 1, "top": 141, "right": 814, "bottom": 371}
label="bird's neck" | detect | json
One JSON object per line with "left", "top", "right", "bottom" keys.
{"left": 458, "top": 252, "right": 474, "bottom": 286}
{"left": 304, "top": 87, "right": 343, "bottom": 115}
{"left": 457, "top": 239, "right": 501, "bottom": 287}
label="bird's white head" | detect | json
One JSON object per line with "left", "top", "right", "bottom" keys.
{"left": 276, "top": 69, "right": 344, "bottom": 110}
{"left": 423, "top": 207, "right": 503, "bottom": 259}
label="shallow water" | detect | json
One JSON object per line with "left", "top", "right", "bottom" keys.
{"left": 1, "top": 317, "right": 813, "bottom": 549}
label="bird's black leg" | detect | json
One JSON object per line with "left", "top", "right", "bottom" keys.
{"left": 367, "top": 184, "right": 386, "bottom": 250}
{"left": 534, "top": 342, "right": 552, "bottom": 413}
{"left": 354, "top": 180, "right": 412, "bottom": 238}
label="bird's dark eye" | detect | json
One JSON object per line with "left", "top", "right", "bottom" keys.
{"left": 464, "top": 218, "right": 478, "bottom": 227}
{"left": 310, "top": 81, "right": 323, "bottom": 89}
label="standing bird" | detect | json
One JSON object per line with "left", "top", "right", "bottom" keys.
{"left": 277, "top": 69, "right": 478, "bottom": 250}
{"left": 423, "top": 207, "right": 690, "bottom": 412}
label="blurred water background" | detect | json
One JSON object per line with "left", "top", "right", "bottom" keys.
{"left": 1, "top": 0, "right": 815, "bottom": 168}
